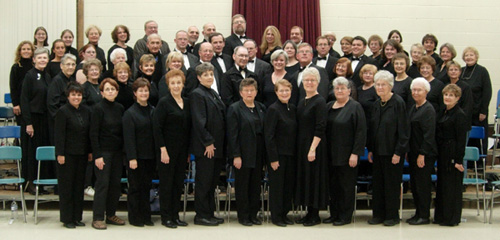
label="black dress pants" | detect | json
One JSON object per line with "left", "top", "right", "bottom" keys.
{"left": 408, "top": 153, "right": 434, "bottom": 219}
{"left": 92, "top": 150, "right": 123, "bottom": 221}
{"left": 269, "top": 155, "right": 295, "bottom": 222}
{"left": 234, "top": 160, "right": 263, "bottom": 221}
{"left": 434, "top": 157, "right": 463, "bottom": 225}
{"left": 158, "top": 155, "right": 187, "bottom": 222}
{"left": 57, "top": 154, "right": 87, "bottom": 224}
{"left": 372, "top": 155, "right": 403, "bottom": 221}
{"left": 329, "top": 164, "right": 358, "bottom": 222}
{"left": 194, "top": 156, "right": 224, "bottom": 219}
{"left": 127, "top": 159, "right": 154, "bottom": 225}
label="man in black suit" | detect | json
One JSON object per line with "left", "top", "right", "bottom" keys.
{"left": 173, "top": 30, "right": 199, "bottom": 70}
{"left": 190, "top": 62, "right": 226, "bottom": 226}
{"left": 289, "top": 26, "right": 304, "bottom": 45}
{"left": 210, "top": 32, "right": 233, "bottom": 76}
{"left": 133, "top": 20, "right": 170, "bottom": 63}
{"left": 193, "top": 23, "right": 216, "bottom": 58}
{"left": 313, "top": 36, "right": 338, "bottom": 81}
{"left": 243, "top": 39, "right": 272, "bottom": 86}
{"left": 349, "top": 36, "right": 378, "bottom": 87}
{"left": 187, "top": 26, "right": 199, "bottom": 54}
{"left": 223, "top": 14, "right": 248, "bottom": 56}
{"left": 221, "top": 46, "right": 258, "bottom": 106}
{"left": 134, "top": 34, "right": 166, "bottom": 85}
{"left": 292, "top": 43, "right": 330, "bottom": 103}
{"left": 184, "top": 42, "right": 222, "bottom": 96}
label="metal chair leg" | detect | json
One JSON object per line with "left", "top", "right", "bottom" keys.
{"left": 183, "top": 183, "right": 188, "bottom": 221}
{"left": 353, "top": 185, "right": 357, "bottom": 223}
{"left": 20, "top": 184, "right": 27, "bottom": 223}
{"left": 400, "top": 183, "right": 403, "bottom": 220}
{"left": 490, "top": 186, "right": 496, "bottom": 224}
{"left": 483, "top": 184, "right": 486, "bottom": 223}
{"left": 34, "top": 185, "right": 39, "bottom": 224}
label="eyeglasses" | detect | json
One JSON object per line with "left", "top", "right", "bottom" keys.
{"left": 297, "top": 50, "right": 311, "bottom": 54}
{"left": 334, "top": 87, "right": 348, "bottom": 92}
{"left": 63, "top": 63, "right": 76, "bottom": 67}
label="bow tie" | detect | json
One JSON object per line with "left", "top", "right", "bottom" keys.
{"left": 239, "top": 35, "right": 247, "bottom": 39}
{"left": 215, "top": 54, "right": 223, "bottom": 59}
{"left": 352, "top": 56, "right": 362, "bottom": 61}
{"left": 298, "top": 66, "right": 306, "bottom": 72}
{"left": 248, "top": 59, "right": 255, "bottom": 63}
{"left": 317, "top": 57, "right": 327, "bottom": 61}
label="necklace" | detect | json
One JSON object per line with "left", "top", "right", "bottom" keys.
{"left": 380, "top": 100, "right": 388, "bottom": 107}
{"left": 461, "top": 64, "right": 476, "bottom": 80}
{"left": 90, "top": 82, "right": 100, "bottom": 95}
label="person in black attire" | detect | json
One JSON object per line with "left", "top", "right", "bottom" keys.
{"left": 331, "top": 58, "right": 357, "bottom": 101}
{"left": 9, "top": 41, "right": 34, "bottom": 191}
{"left": 75, "top": 44, "right": 97, "bottom": 84}
{"left": 357, "top": 64, "right": 378, "bottom": 124}
{"left": 113, "top": 62, "right": 134, "bottom": 110}
{"left": 153, "top": 70, "right": 191, "bottom": 228}
{"left": 101, "top": 48, "right": 127, "bottom": 80}
{"left": 223, "top": 14, "right": 248, "bottom": 56}
{"left": 227, "top": 78, "right": 266, "bottom": 226}
{"left": 244, "top": 39, "right": 272, "bottom": 91}
{"left": 406, "top": 78, "right": 437, "bottom": 225}
{"left": 368, "top": 35, "right": 383, "bottom": 62}
{"left": 324, "top": 77, "right": 366, "bottom": 226}
{"left": 294, "top": 67, "right": 328, "bottom": 226}
{"left": 82, "top": 59, "right": 103, "bottom": 108}
{"left": 422, "top": 34, "right": 443, "bottom": 67}
{"left": 90, "top": 78, "right": 125, "bottom": 230}
{"left": 61, "top": 29, "right": 80, "bottom": 63}
{"left": 123, "top": 78, "right": 155, "bottom": 227}
{"left": 349, "top": 36, "right": 378, "bottom": 88}
{"left": 445, "top": 61, "right": 473, "bottom": 133}
{"left": 461, "top": 46, "right": 492, "bottom": 154}
{"left": 158, "top": 52, "right": 186, "bottom": 99}
{"left": 85, "top": 25, "right": 107, "bottom": 72}
{"left": 193, "top": 23, "right": 216, "bottom": 58}
{"left": 379, "top": 40, "right": 402, "bottom": 75}
{"left": 135, "top": 34, "right": 166, "bottom": 87}
{"left": 261, "top": 50, "right": 298, "bottom": 107}
{"left": 408, "top": 43, "right": 424, "bottom": 78}
{"left": 221, "top": 46, "right": 258, "bottom": 106}
{"left": 259, "top": 26, "right": 282, "bottom": 64}
{"left": 417, "top": 56, "right": 444, "bottom": 112}
{"left": 47, "top": 54, "right": 77, "bottom": 144}
{"left": 313, "top": 36, "right": 338, "bottom": 81}
{"left": 264, "top": 79, "right": 297, "bottom": 227}
{"left": 210, "top": 32, "right": 233, "bottom": 77}
{"left": 340, "top": 36, "right": 353, "bottom": 58}
{"left": 387, "top": 30, "right": 409, "bottom": 56}
{"left": 367, "top": 70, "right": 409, "bottom": 227}
{"left": 392, "top": 53, "right": 412, "bottom": 105}
{"left": 20, "top": 48, "right": 52, "bottom": 195}
{"left": 434, "top": 43, "right": 456, "bottom": 83}
{"left": 283, "top": 40, "right": 300, "bottom": 74}
{"left": 136, "top": 54, "right": 160, "bottom": 106}
{"left": 47, "top": 39, "right": 66, "bottom": 78}
{"left": 190, "top": 63, "right": 226, "bottom": 226}
{"left": 55, "top": 82, "right": 91, "bottom": 229}
{"left": 324, "top": 32, "right": 342, "bottom": 59}
{"left": 107, "top": 25, "right": 134, "bottom": 71}
{"left": 434, "top": 84, "right": 467, "bottom": 226}
{"left": 133, "top": 20, "right": 171, "bottom": 63}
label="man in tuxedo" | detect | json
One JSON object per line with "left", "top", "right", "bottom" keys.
{"left": 221, "top": 46, "right": 258, "bottom": 106}
{"left": 243, "top": 39, "right": 272, "bottom": 86}
{"left": 173, "top": 30, "right": 199, "bottom": 70}
{"left": 290, "top": 26, "right": 304, "bottom": 45}
{"left": 187, "top": 26, "right": 200, "bottom": 54}
{"left": 313, "top": 36, "right": 338, "bottom": 81}
{"left": 349, "top": 36, "right": 377, "bottom": 87}
{"left": 133, "top": 20, "right": 170, "bottom": 63}
{"left": 209, "top": 32, "right": 233, "bottom": 76}
{"left": 193, "top": 23, "right": 216, "bottom": 58}
{"left": 293, "top": 43, "right": 329, "bottom": 102}
{"left": 223, "top": 14, "right": 248, "bottom": 56}
{"left": 185, "top": 42, "right": 222, "bottom": 96}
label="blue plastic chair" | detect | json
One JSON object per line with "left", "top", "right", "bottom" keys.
{"left": 354, "top": 148, "right": 370, "bottom": 222}
{"left": 4, "top": 93, "right": 12, "bottom": 105}
{"left": 0, "top": 145, "right": 27, "bottom": 223}
{"left": 463, "top": 146, "right": 487, "bottom": 222}
{"left": 0, "top": 107, "right": 15, "bottom": 126}
{"left": 33, "top": 146, "right": 57, "bottom": 224}
{"left": 224, "top": 165, "right": 236, "bottom": 222}
{"left": 183, "top": 154, "right": 195, "bottom": 221}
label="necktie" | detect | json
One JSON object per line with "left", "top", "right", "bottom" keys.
{"left": 317, "top": 57, "right": 327, "bottom": 60}
{"left": 239, "top": 35, "right": 247, "bottom": 39}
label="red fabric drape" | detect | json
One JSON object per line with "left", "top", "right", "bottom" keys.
{"left": 232, "top": 0, "right": 321, "bottom": 52}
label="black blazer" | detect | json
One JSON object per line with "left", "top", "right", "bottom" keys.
{"left": 189, "top": 85, "right": 226, "bottom": 158}
{"left": 350, "top": 55, "right": 378, "bottom": 88}
{"left": 221, "top": 66, "right": 258, "bottom": 106}
{"left": 223, "top": 33, "right": 245, "bottom": 56}
{"left": 290, "top": 64, "right": 330, "bottom": 105}
{"left": 211, "top": 53, "right": 233, "bottom": 76}
{"left": 184, "top": 61, "right": 222, "bottom": 97}
{"left": 47, "top": 72, "right": 74, "bottom": 119}
{"left": 20, "top": 68, "right": 52, "bottom": 125}
{"left": 227, "top": 100, "right": 266, "bottom": 168}
{"left": 185, "top": 52, "right": 200, "bottom": 69}
{"left": 55, "top": 103, "right": 91, "bottom": 156}
{"left": 312, "top": 55, "right": 338, "bottom": 81}
{"left": 252, "top": 58, "right": 272, "bottom": 83}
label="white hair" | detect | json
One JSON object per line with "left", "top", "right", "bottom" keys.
{"left": 109, "top": 48, "right": 127, "bottom": 63}
{"left": 374, "top": 70, "right": 394, "bottom": 87}
{"left": 410, "top": 77, "right": 431, "bottom": 92}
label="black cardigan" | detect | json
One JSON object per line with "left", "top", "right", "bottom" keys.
{"left": 20, "top": 67, "right": 52, "bottom": 125}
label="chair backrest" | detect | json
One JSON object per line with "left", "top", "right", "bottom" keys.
{"left": 0, "top": 107, "right": 14, "bottom": 118}
{"left": 469, "top": 126, "right": 485, "bottom": 140}
{"left": 0, "top": 126, "right": 20, "bottom": 139}
{"left": 464, "top": 146, "right": 480, "bottom": 162}
{"left": 0, "top": 146, "right": 22, "bottom": 160}
{"left": 4, "top": 93, "right": 12, "bottom": 104}
{"left": 359, "top": 148, "right": 368, "bottom": 161}
{"left": 36, "top": 146, "right": 56, "bottom": 161}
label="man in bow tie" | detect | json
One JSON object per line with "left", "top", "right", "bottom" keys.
{"left": 209, "top": 32, "right": 233, "bottom": 76}
{"left": 292, "top": 43, "right": 329, "bottom": 102}
{"left": 313, "top": 36, "right": 338, "bottom": 81}
{"left": 173, "top": 30, "right": 198, "bottom": 70}
{"left": 221, "top": 46, "right": 258, "bottom": 106}
{"left": 349, "top": 36, "right": 377, "bottom": 87}
{"left": 243, "top": 39, "right": 272, "bottom": 89}
{"left": 187, "top": 26, "right": 200, "bottom": 54}
{"left": 223, "top": 14, "right": 249, "bottom": 56}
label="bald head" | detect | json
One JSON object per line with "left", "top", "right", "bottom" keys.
{"left": 199, "top": 42, "right": 214, "bottom": 62}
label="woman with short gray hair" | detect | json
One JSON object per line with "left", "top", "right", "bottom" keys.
{"left": 261, "top": 49, "right": 297, "bottom": 107}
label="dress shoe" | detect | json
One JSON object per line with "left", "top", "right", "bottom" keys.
{"left": 92, "top": 220, "right": 107, "bottom": 230}
{"left": 406, "top": 215, "right": 418, "bottom": 223}
{"left": 250, "top": 217, "right": 262, "bottom": 225}
{"left": 64, "top": 223, "right": 76, "bottom": 229}
{"left": 74, "top": 221, "right": 85, "bottom": 227}
{"left": 144, "top": 220, "right": 154, "bottom": 226}
{"left": 211, "top": 216, "right": 224, "bottom": 224}
{"left": 367, "top": 218, "right": 383, "bottom": 225}
{"left": 303, "top": 217, "right": 321, "bottom": 226}
{"left": 130, "top": 222, "right": 144, "bottom": 227}
{"left": 162, "top": 220, "right": 177, "bottom": 228}
{"left": 333, "top": 219, "right": 350, "bottom": 226}
{"left": 295, "top": 215, "right": 310, "bottom": 224}
{"left": 106, "top": 216, "right": 125, "bottom": 225}
{"left": 283, "top": 216, "right": 294, "bottom": 225}
{"left": 27, "top": 183, "right": 37, "bottom": 195}
{"left": 432, "top": 219, "right": 442, "bottom": 225}
{"left": 408, "top": 218, "right": 430, "bottom": 225}
{"left": 174, "top": 219, "right": 188, "bottom": 227}
{"left": 272, "top": 220, "right": 287, "bottom": 227}
{"left": 194, "top": 216, "right": 218, "bottom": 226}
{"left": 322, "top": 216, "right": 334, "bottom": 224}
{"left": 238, "top": 219, "right": 253, "bottom": 226}
{"left": 383, "top": 219, "right": 400, "bottom": 226}
{"left": 439, "top": 222, "right": 459, "bottom": 227}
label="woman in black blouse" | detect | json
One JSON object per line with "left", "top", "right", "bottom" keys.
{"left": 264, "top": 79, "right": 297, "bottom": 227}
{"left": 102, "top": 48, "right": 127, "bottom": 80}
{"left": 324, "top": 77, "right": 366, "bottom": 226}
{"left": 20, "top": 48, "right": 52, "bottom": 195}
{"left": 406, "top": 78, "right": 437, "bottom": 225}
{"left": 368, "top": 35, "right": 383, "bottom": 62}
{"left": 434, "top": 43, "right": 456, "bottom": 83}
{"left": 461, "top": 46, "right": 492, "bottom": 154}
{"left": 379, "top": 40, "right": 402, "bottom": 75}
{"left": 113, "top": 62, "right": 134, "bottom": 110}
{"left": 357, "top": 64, "right": 378, "bottom": 123}
{"left": 61, "top": 29, "right": 80, "bottom": 63}
{"left": 434, "top": 84, "right": 467, "bottom": 226}
{"left": 340, "top": 36, "right": 353, "bottom": 58}
{"left": 283, "top": 40, "right": 300, "bottom": 74}
{"left": 90, "top": 78, "right": 125, "bottom": 230}
{"left": 367, "top": 70, "right": 409, "bottom": 226}
{"left": 82, "top": 59, "right": 103, "bottom": 108}
{"left": 55, "top": 82, "right": 91, "bottom": 228}
{"left": 295, "top": 67, "right": 328, "bottom": 226}
{"left": 153, "top": 69, "right": 191, "bottom": 228}
{"left": 107, "top": 25, "right": 134, "bottom": 71}
{"left": 261, "top": 50, "right": 297, "bottom": 107}
{"left": 85, "top": 25, "right": 107, "bottom": 72}
{"left": 123, "top": 78, "right": 155, "bottom": 227}
{"left": 47, "top": 39, "right": 66, "bottom": 78}
{"left": 227, "top": 78, "right": 266, "bottom": 226}
{"left": 260, "top": 25, "right": 282, "bottom": 64}
{"left": 446, "top": 61, "right": 473, "bottom": 133}
{"left": 408, "top": 43, "right": 424, "bottom": 78}
{"left": 418, "top": 56, "right": 444, "bottom": 112}
{"left": 331, "top": 58, "right": 356, "bottom": 101}
{"left": 392, "top": 53, "right": 412, "bottom": 104}
{"left": 137, "top": 54, "right": 159, "bottom": 106}
{"left": 387, "top": 30, "right": 409, "bottom": 56}
{"left": 158, "top": 52, "right": 184, "bottom": 98}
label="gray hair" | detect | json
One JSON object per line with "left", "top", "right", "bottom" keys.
{"left": 297, "top": 43, "right": 313, "bottom": 53}
{"left": 34, "top": 48, "right": 49, "bottom": 58}
{"left": 110, "top": 48, "right": 127, "bottom": 63}
{"left": 332, "top": 77, "right": 351, "bottom": 89}
{"left": 374, "top": 70, "right": 394, "bottom": 87}
{"left": 270, "top": 49, "right": 289, "bottom": 64}
{"left": 61, "top": 53, "right": 77, "bottom": 64}
{"left": 410, "top": 77, "right": 431, "bottom": 92}
{"left": 195, "top": 62, "right": 215, "bottom": 76}
{"left": 147, "top": 33, "right": 161, "bottom": 42}
{"left": 233, "top": 46, "right": 246, "bottom": 55}
{"left": 440, "top": 42, "right": 457, "bottom": 59}
{"left": 410, "top": 43, "right": 424, "bottom": 54}
{"left": 302, "top": 67, "right": 321, "bottom": 84}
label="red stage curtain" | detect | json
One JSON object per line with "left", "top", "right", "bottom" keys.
{"left": 232, "top": 0, "right": 322, "bottom": 52}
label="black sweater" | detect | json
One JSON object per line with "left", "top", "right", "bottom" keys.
{"left": 90, "top": 98, "right": 124, "bottom": 159}
{"left": 83, "top": 81, "right": 102, "bottom": 108}
{"left": 123, "top": 102, "right": 155, "bottom": 160}
{"left": 55, "top": 103, "right": 91, "bottom": 156}
{"left": 47, "top": 72, "right": 75, "bottom": 119}
{"left": 408, "top": 101, "right": 437, "bottom": 157}
{"left": 10, "top": 58, "right": 33, "bottom": 106}
{"left": 20, "top": 67, "right": 52, "bottom": 125}
{"left": 462, "top": 63, "right": 492, "bottom": 116}
{"left": 264, "top": 100, "right": 297, "bottom": 162}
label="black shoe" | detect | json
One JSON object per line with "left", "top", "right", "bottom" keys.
{"left": 408, "top": 218, "right": 430, "bottom": 225}
{"left": 333, "top": 219, "right": 350, "bottom": 226}
{"left": 432, "top": 219, "right": 442, "bottom": 225}
{"left": 296, "top": 215, "right": 310, "bottom": 224}
{"left": 64, "top": 223, "right": 76, "bottom": 229}
{"left": 27, "top": 183, "right": 36, "bottom": 195}
{"left": 383, "top": 219, "right": 400, "bottom": 226}
{"left": 194, "top": 216, "right": 218, "bottom": 226}
{"left": 174, "top": 219, "right": 188, "bottom": 227}
{"left": 303, "top": 217, "right": 321, "bottom": 226}
{"left": 162, "top": 220, "right": 177, "bottom": 228}
{"left": 322, "top": 216, "right": 334, "bottom": 224}
{"left": 250, "top": 217, "right": 262, "bottom": 225}
{"left": 283, "top": 216, "right": 294, "bottom": 225}
{"left": 211, "top": 216, "right": 224, "bottom": 224}
{"left": 367, "top": 218, "right": 383, "bottom": 225}
{"left": 144, "top": 220, "right": 154, "bottom": 226}
{"left": 238, "top": 219, "right": 253, "bottom": 226}
{"left": 272, "top": 220, "right": 287, "bottom": 227}
{"left": 130, "top": 222, "right": 144, "bottom": 227}
{"left": 439, "top": 222, "right": 459, "bottom": 227}
{"left": 406, "top": 215, "right": 418, "bottom": 223}
{"left": 74, "top": 221, "right": 85, "bottom": 227}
